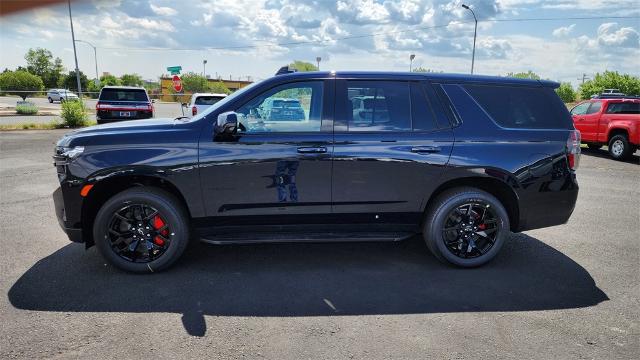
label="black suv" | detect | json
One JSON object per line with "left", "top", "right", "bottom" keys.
{"left": 96, "top": 86, "right": 154, "bottom": 123}
{"left": 53, "top": 71, "right": 580, "bottom": 273}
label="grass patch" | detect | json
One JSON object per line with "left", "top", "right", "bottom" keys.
{"left": 0, "top": 120, "right": 97, "bottom": 131}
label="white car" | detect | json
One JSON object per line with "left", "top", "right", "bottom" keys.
{"left": 47, "top": 89, "right": 79, "bottom": 103}
{"left": 188, "top": 93, "right": 227, "bottom": 117}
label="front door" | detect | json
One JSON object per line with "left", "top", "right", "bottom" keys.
{"left": 331, "top": 79, "right": 454, "bottom": 224}
{"left": 198, "top": 80, "right": 333, "bottom": 221}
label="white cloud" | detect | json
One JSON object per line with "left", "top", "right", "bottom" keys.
{"left": 150, "top": 4, "right": 177, "bottom": 16}
{"left": 552, "top": 24, "right": 576, "bottom": 37}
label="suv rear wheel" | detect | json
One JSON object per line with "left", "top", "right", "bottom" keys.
{"left": 423, "top": 187, "right": 509, "bottom": 267}
{"left": 608, "top": 134, "right": 632, "bottom": 160}
{"left": 93, "top": 187, "right": 190, "bottom": 273}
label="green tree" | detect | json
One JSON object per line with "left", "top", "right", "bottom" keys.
{"left": 180, "top": 72, "right": 210, "bottom": 93}
{"left": 290, "top": 60, "right": 318, "bottom": 72}
{"left": 578, "top": 71, "right": 640, "bottom": 100}
{"left": 555, "top": 82, "right": 576, "bottom": 103}
{"left": 0, "top": 70, "right": 44, "bottom": 100}
{"left": 58, "top": 70, "right": 88, "bottom": 93}
{"left": 24, "top": 48, "right": 65, "bottom": 88}
{"left": 208, "top": 81, "right": 231, "bottom": 94}
{"left": 100, "top": 74, "right": 122, "bottom": 87}
{"left": 120, "top": 73, "right": 143, "bottom": 87}
{"left": 506, "top": 71, "right": 541, "bottom": 80}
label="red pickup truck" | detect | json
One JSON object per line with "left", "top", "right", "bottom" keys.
{"left": 570, "top": 98, "right": 640, "bottom": 160}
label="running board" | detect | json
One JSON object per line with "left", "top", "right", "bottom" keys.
{"left": 200, "top": 231, "right": 415, "bottom": 245}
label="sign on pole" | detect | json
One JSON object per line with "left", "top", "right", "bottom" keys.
{"left": 166, "top": 66, "right": 182, "bottom": 75}
{"left": 172, "top": 75, "right": 182, "bottom": 92}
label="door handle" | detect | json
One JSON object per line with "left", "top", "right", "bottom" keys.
{"left": 411, "top": 146, "right": 441, "bottom": 154}
{"left": 297, "top": 146, "right": 327, "bottom": 154}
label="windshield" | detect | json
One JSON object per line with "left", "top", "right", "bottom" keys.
{"left": 191, "top": 80, "right": 262, "bottom": 121}
{"left": 195, "top": 96, "right": 226, "bottom": 105}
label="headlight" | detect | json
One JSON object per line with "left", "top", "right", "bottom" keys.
{"left": 57, "top": 146, "right": 85, "bottom": 159}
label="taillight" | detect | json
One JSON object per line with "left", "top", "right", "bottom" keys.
{"left": 192, "top": 106, "right": 197, "bottom": 116}
{"left": 96, "top": 102, "right": 102, "bottom": 111}
{"left": 567, "top": 130, "right": 581, "bottom": 170}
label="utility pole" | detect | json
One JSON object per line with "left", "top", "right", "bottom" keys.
{"left": 75, "top": 40, "right": 98, "bottom": 85}
{"left": 409, "top": 54, "right": 415, "bottom": 71}
{"left": 68, "top": 0, "right": 82, "bottom": 98}
{"left": 578, "top": 73, "right": 590, "bottom": 84}
{"left": 316, "top": 57, "right": 321, "bottom": 71}
{"left": 462, "top": 4, "right": 477, "bottom": 75}
{"left": 203, "top": 59, "right": 207, "bottom": 78}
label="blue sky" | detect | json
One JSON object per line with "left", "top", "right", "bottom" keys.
{"left": 1, "top": 0, "right": 638, "bottom": 87}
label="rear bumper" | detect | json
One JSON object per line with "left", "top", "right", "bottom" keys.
{"left": 96, "top": 110, "right": 153, "bottom": 121}
{"left": 517, "top": 179, "right": 579, "bottom": 232}
{"left": 52, "top": 186, "right": 85, "bottom": 243}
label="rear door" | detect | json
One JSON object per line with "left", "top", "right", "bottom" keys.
{"left": 331, "top": 78, "right": 453, "bottom": 222}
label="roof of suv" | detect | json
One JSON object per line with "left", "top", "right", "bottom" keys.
{"left": 273, "top": 71, "right": 560, "bottom": 88}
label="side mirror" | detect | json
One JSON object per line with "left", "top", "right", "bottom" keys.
{"left": 216, "top": 111, "right": 238, "bottom": 135}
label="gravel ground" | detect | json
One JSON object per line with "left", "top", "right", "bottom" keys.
{"left": 0, "top": 130, "right": 638, "bottom": 359}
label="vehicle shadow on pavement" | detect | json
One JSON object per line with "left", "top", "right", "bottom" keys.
{"left": 8, "top": 233, "right": 608, "bottom": 337}
{"left": 581, "top": 148, "right": 640, "bottom": 164}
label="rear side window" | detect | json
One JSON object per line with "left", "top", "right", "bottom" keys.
{"left": 195, "top": 96, "right": 225, "bottom": 105}
{"left": 606, "top": 102, "right": 640, "bottom": 114}
{"left": 347, "top": 81, "right": 410, "bottom": 132}
{"left": 464, "top": 85, "right": 572, "bottom": 129}
{"left": 100, "top": 88, "right": 149, "bottom": 102}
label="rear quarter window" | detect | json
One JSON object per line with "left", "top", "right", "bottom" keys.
{"left": 464, "top": 84, "right": 572, "bottom": 129}
{"left": 195, "top": 96, "right": 225, "bottom": 105}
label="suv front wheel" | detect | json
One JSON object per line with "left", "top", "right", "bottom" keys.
{"left": 93, "top": 187, "right": 190, "bottom": 273}
{"left": 423, "top": 187, "right": 509, "bottom": 267}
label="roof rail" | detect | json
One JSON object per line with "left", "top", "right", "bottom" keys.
{"left": 275, "top": 65, "right": 297, "bottom": 76}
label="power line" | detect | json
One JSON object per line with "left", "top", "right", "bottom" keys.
{"left": 97, "top": 15, "right": 640, "bottom": 52}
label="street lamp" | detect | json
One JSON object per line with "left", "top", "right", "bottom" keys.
{"left": 461, "top": 4, "right": 477, "bottom": 75}
{"left": 316, "top": 57, "right": 321, "bottom": 71}
{"left": 203, "top": 59, "right": 208, "bottom": 78}
{"left": 75, "top": 39, "right": 99, "bottom": 85}
{"left": 67, "top": 0, "right": 82, "bottom": 98}
{"left": 409, "top": 54, "right": 415, "bottom": 71}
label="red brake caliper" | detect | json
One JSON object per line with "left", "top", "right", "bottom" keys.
{"left": 478, "top": 223, "right": 486, "bottom": 230}
{"left": 152, "top": 215, "right": 169, "bottom": 246}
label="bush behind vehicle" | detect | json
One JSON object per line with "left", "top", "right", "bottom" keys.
{"left": 60, "top": 100, "right": 88, "bottom": 127}
{"left": 15, "top": 102, "right": 38, "bottom": 115}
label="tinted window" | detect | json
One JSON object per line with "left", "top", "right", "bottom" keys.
{"left": 606, "top": 102, "right": 640, "bottom": 114}
{"left": 195, "top": 96, "right": 225, "bottom": 105}
{"left": 236, "top": 81, "right": 323, "bottom": 133}
{"left": 100, "top": 88, "right": 149, "bottom": 102}
{"left": 347, "top": 81, "right": 410, "bottom": 131}
{"left": 410, "top": 82, "right": 437, "bottom": 132}
{"left": 586, "top": 101, "right": 602, "bottom": 114}
{"left": 464, "top": 85, "right": 572, "bottom": 129}
{"left": 570, "top": 102, "right": 590, "bottom": 115}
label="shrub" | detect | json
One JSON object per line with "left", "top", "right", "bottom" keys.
{"left": 16, "top": 102, "right": 39, "bottom": 115}
{"left": 60, "top": 100, "right": 88, "bottom": 127}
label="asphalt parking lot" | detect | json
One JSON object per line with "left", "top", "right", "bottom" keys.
{"left": 0, "top": 130, "right": 638, "bottom": 359}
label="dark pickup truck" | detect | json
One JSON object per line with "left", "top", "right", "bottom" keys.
{"left": 53, "top": 70, "right": 580, "bottom": 273}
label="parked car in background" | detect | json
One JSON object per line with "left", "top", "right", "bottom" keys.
{"left": 47, "top": 89, "right": 79, "bottom": 103}
{"left": 96, "top": 86, "right": 154, "bottom": 124}
{"left": 570, "top": 98, "right": 640, "bottom": 160}
{"left": 53, "top": 71, "right": 580, "bottom": 273}
{"left": 188, "top": 93, "right": 227, "bottom": 117}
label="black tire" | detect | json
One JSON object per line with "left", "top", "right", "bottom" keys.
{"left": 93, "top": 187, "right": 190, "bottom": 273}
{"left": 587, "top": 143, "right": 602, "bottom": 150}
{"left": 48, "top": 97, "right": 53, "bottom": 103}
{"left": 422, "top": 187, "right": 510, "bottom": 268}
{"left": 608, "top": 134, "right": 632, "bottom": 160}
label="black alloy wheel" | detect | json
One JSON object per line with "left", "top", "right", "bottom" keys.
{"left": 441, "top": 202, "right": 499, "bottom": 259}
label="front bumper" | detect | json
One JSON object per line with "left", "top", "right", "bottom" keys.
{"left": 52, "top": 186, "right": 85, "bottom": 243}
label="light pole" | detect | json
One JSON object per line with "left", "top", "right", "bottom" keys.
{"left": 75, "top": 39, "right": 98, "bottom": 85}
{"left": 316, "top": 57, "right": 321, "bottom": 71}
{"left": 462, "top": 4, "right": 477, "bottom": 74}
{"left": 203, "top": 59, "right": 207, "bottom": 78}
{"left": 409, "top": 54, "right": 415, "bottom": 71}
{"left": 67, "top": 0, "right": 82, "bottom": 98}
